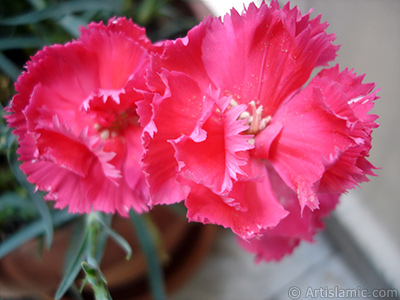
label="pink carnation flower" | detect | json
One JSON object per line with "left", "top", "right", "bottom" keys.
{"left": 142, "top": 1, "right": 379, "bottom": 260}
{"left": 5, "top": 18, "right": 157, "bottom": 216}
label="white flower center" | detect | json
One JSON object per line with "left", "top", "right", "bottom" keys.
{"left": 232, "top": 100, "right": 271, "bottom": 135}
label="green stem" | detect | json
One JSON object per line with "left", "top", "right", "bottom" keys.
{"left": 81, "top": 212, "right": 113, "bottom": 300}
{"left": 81, "top": 260, "right": 112, "bottom": 300}
{"left": 87, "top": 212, "right": 101, "bottom": 258}
{"left": 56, "top": 211, "right": 131, "bottom": 300}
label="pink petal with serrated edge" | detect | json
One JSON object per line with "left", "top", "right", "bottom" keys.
{"left": 142, "top": 72, "right": 210, "bottom": 205}
{"left": 237, "top": 166, "right": 339, "bottom": 261}
{"left": 185, "top": 159, "right": 287, "bottom": 239}
{"left": 6, "top": 17, "right": 155, "bottom": 215}
{"left": 173, "top": 93, "right": 253, "bottom": 195}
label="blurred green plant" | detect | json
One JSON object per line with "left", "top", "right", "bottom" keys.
{"left": 0, "top": 0, "right": 198, "bottom": 299}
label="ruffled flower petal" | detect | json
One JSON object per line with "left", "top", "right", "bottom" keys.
{"left": 142, "top": 0, "right": 378, "bottom": 258}
{"left": 79, "top": 18, "right": 151, "bottom": 95}
{"left": 255, "top": 84, "right": 354, "bottom": 210}
{"left": 173, "top": 92, "right": 253, "bottom": 195}
{"left": 5, "top": 17, "right": 155, "bottom": 215}
{"left": 200, "top": 1, "right": 339, "bottom": 115}
{"left": 6, "top": 42, "right": 99, "bottom": 139}
{"left": 142, "top": 71, "right": 212, "bottom": 205}
{"left": 17, "top": 119, "right": 135, "bottom": 215}
{"left": 237, "top": 166, "right": 339, "bottom": 261}
{"left": 149, "top": 22, "right": 211, "bottom": 92}
{"left": 185, "top": 159, "right": 288, "bottom": 239}
{"left": 311, "top": 66, "right": 379, "bottom": 193}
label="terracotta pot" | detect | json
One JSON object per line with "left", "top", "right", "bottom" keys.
{"left": 0, "top": 206, "right": 217, "bottom": 300}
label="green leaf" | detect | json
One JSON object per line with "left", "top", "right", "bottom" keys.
{"left": 0, "top": 220, "right": 42, "bottom": 259}
{"left": 0, "top": 52, "right": 21, "bottom": 81}
{"left": 0, "top": 0, "right": 122, "bottom": 26}
{"left": 27, "top": 0, "right": 46, "bottom": 10}
{"left": 0, "top": 192, "right": 34, "bottom": 212}
{"left": 51, "top": 209, "right": 80, "bottom": 227}
{"left": 30, "top": 191, "right": 53, "bottom": 248}
{"left": 0, "top": 192, "right": 38, "bottom": 234}
{"left": 136, "top": 0, "right": 164, "bottom": 25}
{"left": 7, "top": 140, "right": 53, "bottom": 248}
{"left": 65, "top": 284, "right": 85, "bottom": 300}
{"left": 130, "top": 211, "right": 167, "bottom": 300}
{"left": 55, "top": 220, "right": 89, "bottom": 300}
{"left": 57, "top": 212, "right": 117, "bottom": 300}
{"left": 81, "top": 260, "right": 113, "bottom": 300}
{"left": 58, "top": 15, "right": 88, "bottom": 38}
{"left": 56, "top": 255, "right": 86, "bottom": 300}
{"left": 63, "top": 217, "right": 86, "bottom": 271}
{"left": 95, "top": 214, "right": 132, "bottom": 260}
{"left": 66, "top": 213, "right": 115, "bottom": 300}
{"left": 91, "top": 214, "right": 112, "bottom": 262}
{"left": 0, "top": 209, "right": 77, "bottom": 259}
{"left": 0, "top": 37, "right": 46, "bottom": 50}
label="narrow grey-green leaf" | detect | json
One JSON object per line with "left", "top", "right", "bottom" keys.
{"left": 0, "top": 209, "right": 77, "bottom": 259}
{"left": 65, "top": 283, "right": 85, "bottom": 300}
{"left": 7, "top": 142, "right": 53, "bottom": 248}
{"left": 58, "top": 15, "right": 88, "bottom": 38}
{"left": 0, "top": 37, "right": 46, "bottom": 50}
{"left": 129, "top": 211, "right": 167, "bottom": 300}
{"left": 96, "top": 214, "right": 132, "bottom": 260}
{"left": 0, "top": 52, "right": 21, "bottom": 81}
{"left": 0, "top": 192, "right": 34, "bottom": 211}
{"left": 91, "top": 214, "right": 112, "bottom": 262}
{"left": 27, "top": 0, "right": 46, "bottom": 10}
{"left": 30, "top": 191, "right": 53, "bottom": 248}
{"left": 0, "top": 1, "right": 121, "bottom": 26}
{"left": 0, "top": 218, "right": 44, "bottom": 259}
{"left": 55, "top": 223, "right": 89, "bottom": 300}
{"left": 63, "top": 217, "right": 86, "bottom": 271}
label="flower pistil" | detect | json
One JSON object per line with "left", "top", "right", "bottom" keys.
{"left": 233, "top": 99, "right": 272, "bottom": 137}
